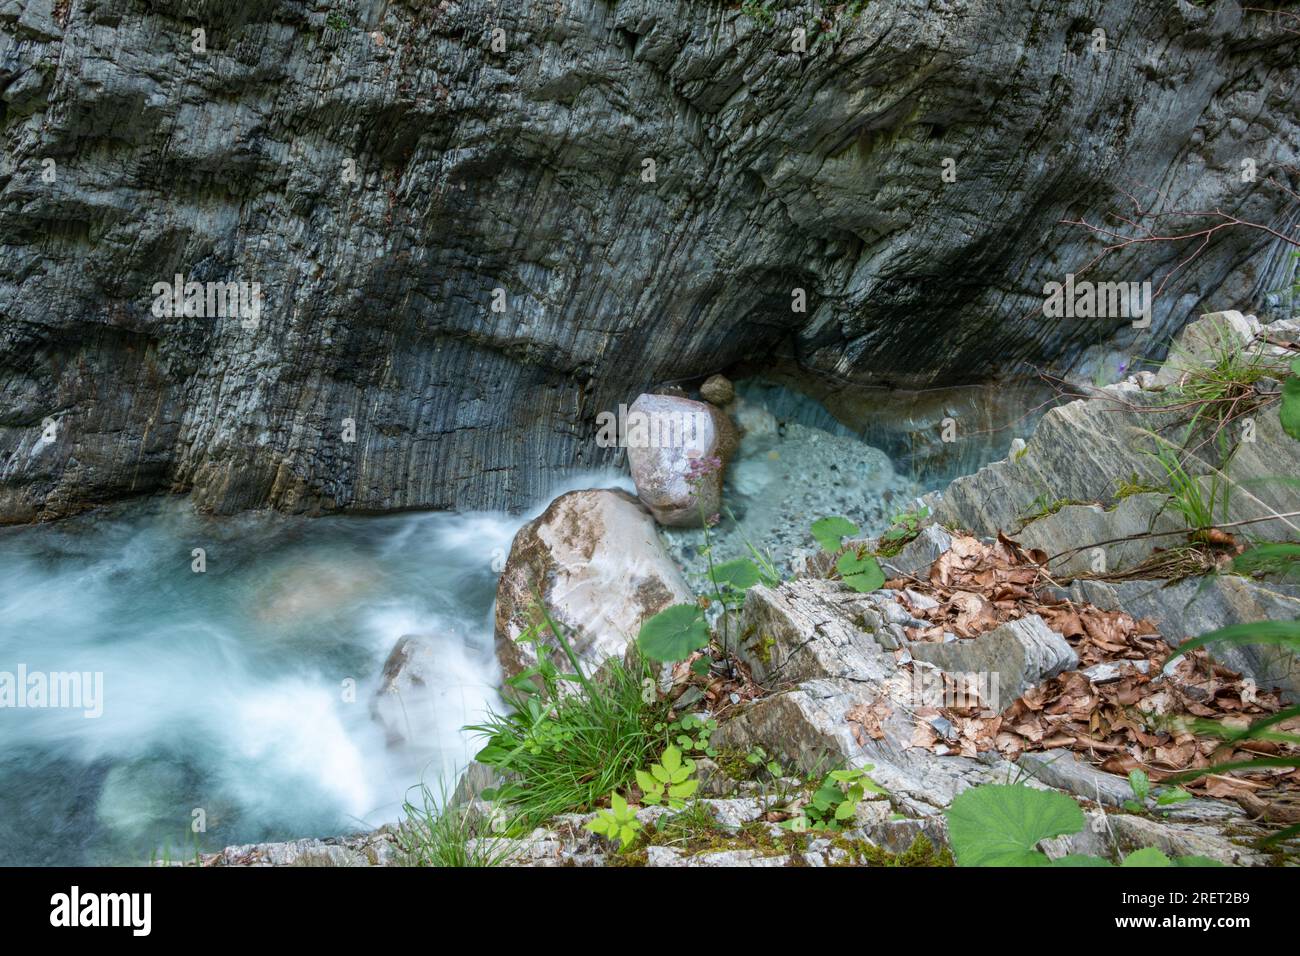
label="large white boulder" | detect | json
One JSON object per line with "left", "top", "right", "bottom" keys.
{"left": 494, "top": 488, "right": 694, "bottom": 679}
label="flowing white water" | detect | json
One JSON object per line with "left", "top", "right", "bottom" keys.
{"left": 0, "top": 470, "right": 631, "bottom": 865}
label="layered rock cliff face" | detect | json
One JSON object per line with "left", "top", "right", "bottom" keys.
{"left": 2, "top": 0, "right": 1297, "bottom": 521}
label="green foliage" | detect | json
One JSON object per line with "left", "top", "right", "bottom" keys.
{"left": 1165, "top": 618, "right": 1300, "bottom": 667}
{"left": 946, "top": 784, "right": 1223, "bottom": 866}
{"left": 654, "top": 713, "right": 718, "bottom": 757}
{"left": 637, "top": 603, "right": 709, "bottom": 662}
{"left": 1145, "top": 441, "right": 1229, "bottom": 532}
{"left": 783, "top": 766, "right": 884, "bottom": 833}
{"left": 740, "top": 0, "right": 775, "bottom": 26}
{"left": 876, "top": 505, "right": 930, "bottom": 556}
{"left": 812, "top": 516, "right": 859, "bottom": 552}
{"left": 1122, "top": 769, "right": 1191, "bottom": 814}
{"left": 745, "top": 745, "right": 783, "bottom": 778}
{"left": 325, "top": 10, "right": 349, "bottom": 31}
{"left": 468, "top": 612, "right": 663, "bottom": 828}
{"left": 635, "top": 745, "right": 699, "bottom": 809}
{"left": 946, "top": 784, "right": 1084, "bottom": 866}
{"left": 836, "top": 548, "right": 885, "bottom": 593}
{"left": 1114, "top": 472, "right": 1159, "bottom": 501}
{"left": 1162, "top": 321, "right": 1285, "bottom": 453}
{"left": 1281, "top": 357, "right": 1300, "bottom": 441}
{"left": 585, "top": 792, "right": 642, "bottom": 851}
{"left": 397, "top": 781, "right": 513, "bottom": 867}
{"left": 1231, "top": 542, "right": 1300, "bottom": 582}
{"left": 709, "top": 556, "right": 778, "bottom": 608}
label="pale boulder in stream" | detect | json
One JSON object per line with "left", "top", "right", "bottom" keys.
{"left": 494, "top": 489, "right": 693, "bottom": 679}
{"left": 625, "top": 393, "right": 736, "bottom": 527}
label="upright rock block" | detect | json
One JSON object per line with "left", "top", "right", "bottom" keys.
{"left": 494, "top": 488, "right": 694, "bottom": 679}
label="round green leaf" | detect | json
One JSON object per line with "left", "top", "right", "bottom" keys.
{"left": 637, "top": 604, "right": 709, "bottom": 662}
{"left": 836, "top": 550, "right": 885, "bottom": 593}
{"left": 946, "top": 784, "right": 1085, "bottom": 867}
{"left": 812, "top": 516, "right": 859, "bottom": 552}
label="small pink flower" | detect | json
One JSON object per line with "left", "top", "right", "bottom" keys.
{"left": 685, "top": 455, "right": 723, "bottom": 481}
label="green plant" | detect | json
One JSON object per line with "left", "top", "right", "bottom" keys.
{"left": 1231, "top": 542, "right": 1300, "bottom": 582}
{"left": 397, "top": 780, "right": 514, "bottom": 867}
{"left": 1281, "top": 356, "right": 1300, "bottom": 441}
{"left": 783, "top": 766, "right": 884, "bottom": 833}
{"left": 1022, "top": 493, "right": 1088, "bottom": 523}
{"left": 635, "top": 745, "right": 699, "bottom": 809}
{"left": 1160, "top": 321, "right": 1286, "bottom": 455}
{"left": 469, "top": 609, "right": 663, "bottom": 828}
{"left": 945, "top": 784, "right": 1220, "bottom": 866}
{"left": 740, "top": 0, "right": 775, "bottom": 26}
{"left": 812, "top": 516, "right": 859, "bottom": 552}
{"left": 585, "top": 792, "right": 642, "bottom": 851}
{"left": 1145, "top": 440, "right": 1230, "bottom": 532}
{"left": 654, "top": 712, "right": 718, "bottom": 757}
{"left": 325, "top": 10, "right": 349, "bottom": 31}
{"left": 836, "top": 546, "right": 886, "bottom": 593}
{"left": 1122, "top": 769, "right": 1191, "bottom": 815}
{"left": 745, "top": 745, "right": 783, "bottom": 778}
{"left": 637, "top": 602, "right": 709, "bottom": 662}
{"left": 877, "top": 505, "right": 930, "bottom": 556}
{"left": 1114, "top": 472, "right": 1159, "bottom": 501}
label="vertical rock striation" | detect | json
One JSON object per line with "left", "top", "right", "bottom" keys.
{"left": 1, "top": 0, "right": 1297, "bottom": 520}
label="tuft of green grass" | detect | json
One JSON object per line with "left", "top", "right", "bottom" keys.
{"left": 397, "top": 780, "right": 514, "bottom": 867}
{"left": 1159, "top": 321, "right": 1286, "bottom": 457}
{"left": 876, "top": 505, "right": 930, "bottom": 557}
{"left": 467, "top": 610, "right": 666, "bottom": 829}
{"left": 1144, "top": 440, "right": 1229, "bottom": 533}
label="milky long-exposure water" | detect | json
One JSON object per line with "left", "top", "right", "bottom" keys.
{"left": 0, "top": 472, "right": 631, "bottom": 865}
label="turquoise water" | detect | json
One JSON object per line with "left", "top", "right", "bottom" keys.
{"left": 0, "top": 489, "right": 587, "bottom": 864}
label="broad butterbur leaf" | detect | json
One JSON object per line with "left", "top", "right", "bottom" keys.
{"left": 637, "top": 604, "right": 709, "bottom": 662}
{"left": 710, "top": 558, "right": 768, "bottom": 591}
{"left": 946, "top": 784, "right": 1084, "bottom": 867}
{"left": 1120, "top": 847, "right": 1171, "bottom": 867}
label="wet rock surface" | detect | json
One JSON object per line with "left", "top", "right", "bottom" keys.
{"left": 4, "top": 4, "right": 1298, "bottom": 522}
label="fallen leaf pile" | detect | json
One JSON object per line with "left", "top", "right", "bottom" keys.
{"left": 886, "top": 531, "right": 1300, "bottom": 819}
{"left": 891, "top": 532, "right": 1048, "bottom": 642}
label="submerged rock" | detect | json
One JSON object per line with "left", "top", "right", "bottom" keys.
{"left": 370, "top": 635, "right": 437, "bottom": 747}
{"left": 626, "top": 393, "right": 736, "bottom": 527}
{"left": 494, "top": 488, "right": 692, "bottom": 680}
